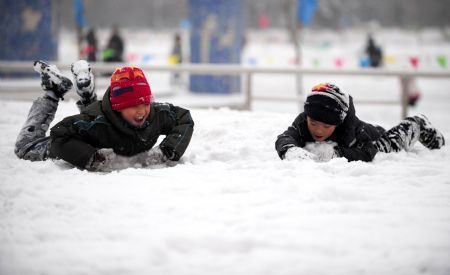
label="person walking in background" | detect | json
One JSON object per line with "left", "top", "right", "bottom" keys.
{"left": 170, "top": 33, "right": 183, "bottom": 85}
{"left": 81, "top": 28, "right": 98, "bottom": 62}
{"left": 171, "top": 33, "right": 182, "bottom": 64}
{"left": 103, "top": 24, "right": 124, "bottom": 63}
{"left": 365, "top": 34, "right": 383, "bottom": 68}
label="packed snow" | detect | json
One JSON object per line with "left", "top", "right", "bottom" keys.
{"left": 1, "top": 29, "right": 450, "bottom": 275}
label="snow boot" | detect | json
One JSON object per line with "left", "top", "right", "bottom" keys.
{"left": 33, "top": 60, "right": 73, "bottom": 101}
{"left": 407, "top": 115, "right": 445, "bottom": 150}
{"left": 71, "top": 60, "right": 97, "bottom": 106}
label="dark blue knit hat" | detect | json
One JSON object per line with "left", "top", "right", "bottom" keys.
{"left": 304, "top": 83, "right": 350, "bottom": 125}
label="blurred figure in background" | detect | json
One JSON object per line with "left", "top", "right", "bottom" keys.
{"left": 80, "top": 28, "right": 98, "bottom": 62}
{"left": 401, "top": 76, "right": 422, "bottom": 107}
{"left": 365, "top": 34, "right": 383, "bottom": 67}
{"left": 103, "top": 24, "right": 124, "bottom": 63}
{"left": 170, "top": 33, "right": 182, "bottom": 85}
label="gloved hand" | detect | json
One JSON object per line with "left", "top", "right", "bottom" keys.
{"left": 284, "top": 146, "right": 316, "bottom": 160}
{"left": 138, "top": 146, "right": 169, "bottom": 166}
{"left": 304, "top": 141, "right": 338, "bottom": 162}
{"left": 88, "top": 147, "right": 173, "bottom": 171}
{"left": 88, "top": 148, "right": 117, "bottom": 172}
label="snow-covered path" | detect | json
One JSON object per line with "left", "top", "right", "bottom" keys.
{"left": 1, "top": 91, "right": 450, "bottom": 274}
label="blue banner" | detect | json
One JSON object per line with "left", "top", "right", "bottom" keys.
{"left": 298, "top": 0, "right": 317, "bottom": 26}
{"left": 188, "top": 0, "right": 243, "bottom": 94}
{"left": 74, "top": 0, "right": 86, "bottom": 28}
{"left": 0, "top": 0, "right": 58, "bottom": 62}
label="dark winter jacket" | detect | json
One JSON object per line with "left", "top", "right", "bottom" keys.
{"left": 49, "top": 89, "right": 194, "bottom": 169}
{"left": 86, "top": 29, "right": 97, "bottom": 62}
{"left": 105, "top": 34, "right": 124, "bottom": 62}
{"left": 275, "top": 96, "right": 385, "bottom": 162}
{"left": 366, "top": 38, "right": 383, "bottom": 67}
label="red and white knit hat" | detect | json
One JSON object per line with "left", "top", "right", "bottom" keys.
{"left": 110, "top": 66, "right": 152, "bottom": 110}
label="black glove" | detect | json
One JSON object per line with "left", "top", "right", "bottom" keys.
{"left": 88, "top": 148, "right": 117, "bottom": 172}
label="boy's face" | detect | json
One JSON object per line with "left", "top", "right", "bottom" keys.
{"left": 120, "top": 103, "right": 151, "bottom": 127}
{"left": 306, "top": 116, "right": 337, "bottom": 142}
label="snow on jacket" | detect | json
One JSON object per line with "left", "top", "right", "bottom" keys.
{"left": 275, "top": 96, "right": 384, "bottom": 162}
{"left": 49, "top": 89, "right": 194, "bottom": 169}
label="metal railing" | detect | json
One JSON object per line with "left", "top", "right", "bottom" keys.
{"left": 2, "top": 61, "right": 450, "bottom": 117}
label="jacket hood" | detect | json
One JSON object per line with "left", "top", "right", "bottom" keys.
{"left": 331, "top": 95, "right": 359, "bottom": 147}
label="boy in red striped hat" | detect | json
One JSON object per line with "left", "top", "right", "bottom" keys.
{"left": 15, "top": 60, "right": 194, "bottom": 171}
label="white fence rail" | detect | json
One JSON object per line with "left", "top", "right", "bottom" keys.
{"left": 2, "top": 61, "right": 450, "bottom": 117}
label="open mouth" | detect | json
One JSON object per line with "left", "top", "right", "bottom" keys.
{"left": 133, "top": 116, "right": 145, "bottom": 125}
{"left": 314, "top": 135, "right": 324, "bottom": 140}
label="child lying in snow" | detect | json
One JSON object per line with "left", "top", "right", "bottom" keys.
{"left": 275, "top": 83, "right": 445, "bottom": 162}
{"left": 14, "top": 60, "right": 194, "bottom": 171}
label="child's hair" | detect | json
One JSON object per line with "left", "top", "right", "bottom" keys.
{"left": 304, "top": 83, "right": 350, "bottom": 125}
{"left": 110, "top": 66, "right": 152, "bottom": 110}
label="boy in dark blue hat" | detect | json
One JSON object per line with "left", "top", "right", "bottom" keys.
{"left": 275, "top": 83, "right": 445, "bottom": 162}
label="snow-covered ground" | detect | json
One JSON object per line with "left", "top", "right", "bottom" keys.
{"left": 1, "top": 29, "right": 450, "bottom": 275}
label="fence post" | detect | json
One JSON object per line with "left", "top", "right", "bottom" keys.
{"left": 244, "top": 72, "right": 252, "bottom": 110}
{"left": 296, "top": 70, "right": 303, "bottom": 112}
{"left": 399, "top": 76, "right": 410, "bottom": 119}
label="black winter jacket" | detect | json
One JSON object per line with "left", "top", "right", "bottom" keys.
{"left": 275, "top": 96, "right": 384, "bottom": 162}
{"left": 49, "top": 90, "right": 194, "bottom": 169}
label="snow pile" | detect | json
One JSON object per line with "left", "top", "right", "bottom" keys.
{"left": 1, "top": 94, "right": 450, "bottom": 274}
